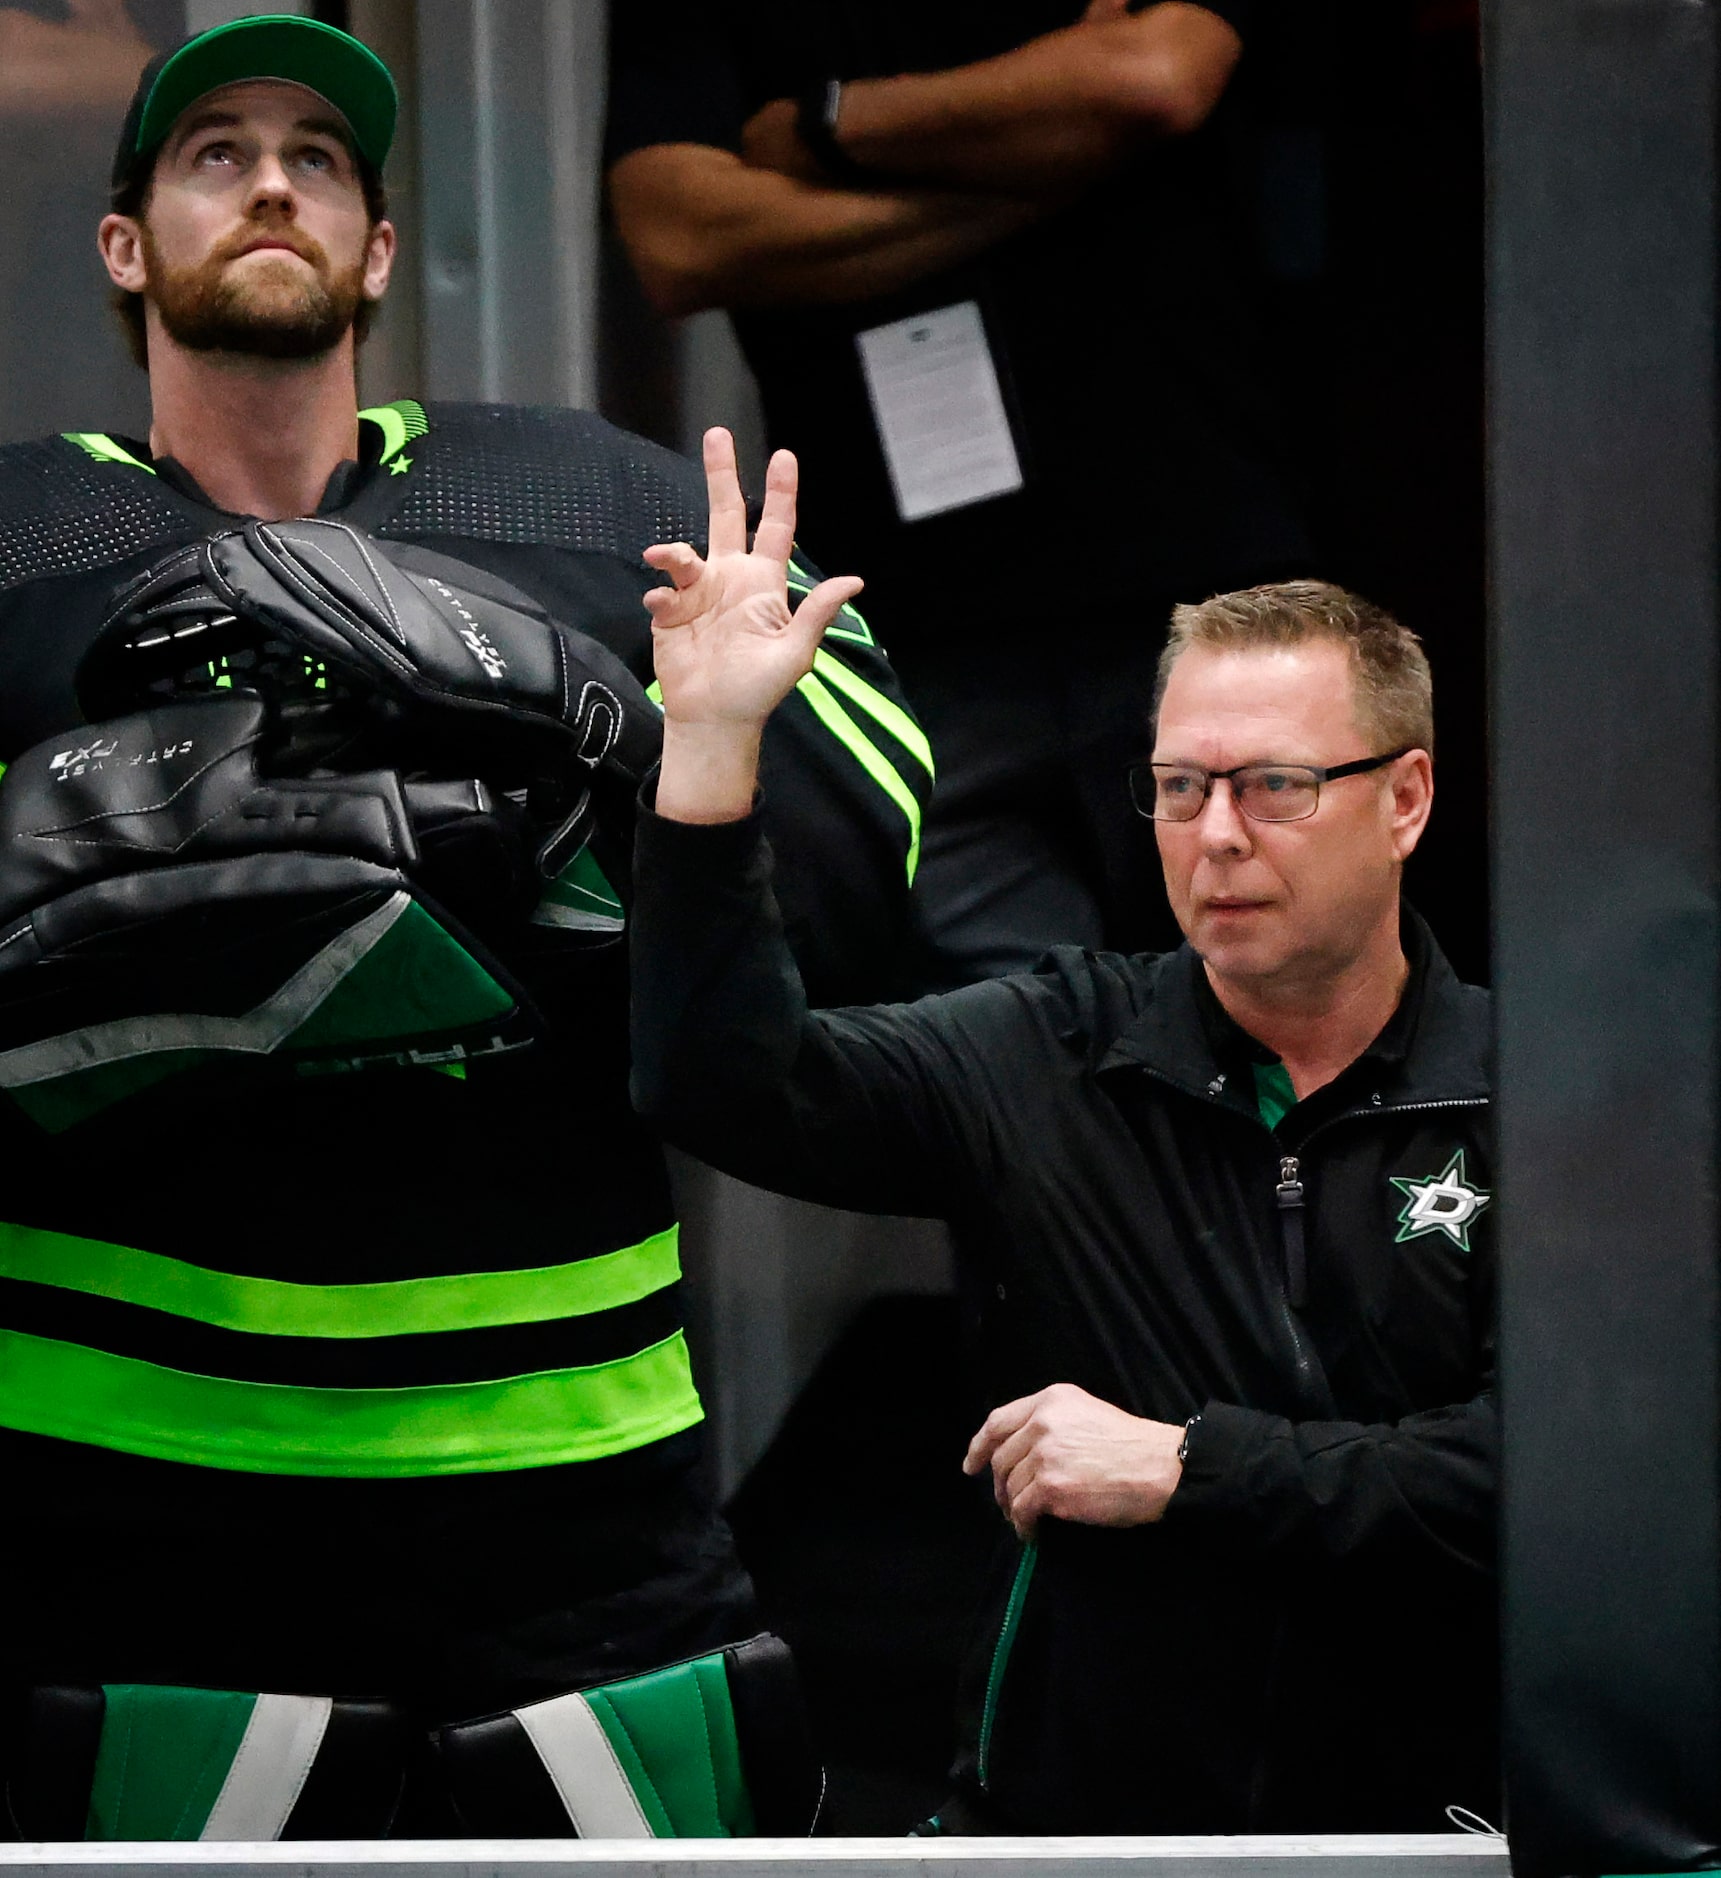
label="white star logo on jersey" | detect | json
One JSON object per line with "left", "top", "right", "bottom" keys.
{"left": 1390, "top": 1150, "right": 1491, "bottom": 1250}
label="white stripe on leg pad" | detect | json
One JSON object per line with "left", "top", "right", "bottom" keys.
{"left": 201, "top": 1693, "right": 332, "bottom": 1841}
{"left": 515, "top": 1692, "right": 655, "bottom": 1839}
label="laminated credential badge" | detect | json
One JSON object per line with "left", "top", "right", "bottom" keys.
{"left": 856, "top": 301, "right": 1025, "bottom": 523}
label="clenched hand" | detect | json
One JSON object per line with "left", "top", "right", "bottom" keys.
{"left": 964, "top": 1382, "right": 1187, "bottom": 1540}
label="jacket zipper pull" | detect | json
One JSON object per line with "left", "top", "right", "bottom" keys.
{"left": 1276, "top": 1154, "right": 1308, "bottom": 1309}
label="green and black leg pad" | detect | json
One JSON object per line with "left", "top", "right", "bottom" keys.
{"left": 431, "top": 1634, "right": 823, "bottom": 1838}
{"left": 5, "top": 1684, "right": 409, "bottom": 1841}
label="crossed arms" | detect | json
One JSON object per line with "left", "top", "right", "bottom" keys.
{"left": 606, "top": 2, "right": 1242, "bottom": 316}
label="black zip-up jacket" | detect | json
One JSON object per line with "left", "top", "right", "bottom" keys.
{"left": 631, "top": 804, "right": 1498, "bottom": 1834}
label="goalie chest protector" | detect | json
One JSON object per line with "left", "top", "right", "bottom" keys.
{"left": 0, "top": 406, "right": 713, "bottom": 1482}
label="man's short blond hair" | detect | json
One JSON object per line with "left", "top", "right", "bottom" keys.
{"left": 1154, "top": 580, "right": 1434, "bottom": 757}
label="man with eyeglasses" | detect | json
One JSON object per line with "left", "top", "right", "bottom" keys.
{"left": 628, "top": 433, "right": 1497, "bottom": 1835}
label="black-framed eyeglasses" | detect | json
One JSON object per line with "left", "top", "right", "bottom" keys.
{"left": 1128, "top": 749, "right": 1412, "bottom": 824}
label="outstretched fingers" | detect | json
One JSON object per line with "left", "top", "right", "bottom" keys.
{"left": 789, "top": 574, "right": 864, "bottom": 646}
{"left": 752, "top": 448, "right": 800, "bottom": 566}
{"left": 703, "top": 427, "right": 749, "bottom": 560}
{"left": 759, "top": 575, "right": 862, "bottom": 689}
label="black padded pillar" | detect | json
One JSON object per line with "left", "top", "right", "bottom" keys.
{"left": 1490, "top": 0, "right": 1721, "bottom": 1869}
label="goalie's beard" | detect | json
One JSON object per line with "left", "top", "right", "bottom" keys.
{"left": 140, "top": 216, "right": 370, "bottom": 360}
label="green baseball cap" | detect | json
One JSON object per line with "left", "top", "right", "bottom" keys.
{"left": 111, "top": 14, "right": 397, "bottom": 199}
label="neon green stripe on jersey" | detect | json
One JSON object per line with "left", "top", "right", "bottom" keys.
{"left": 357, "top": 399, "right": 429, "bottom": 465}
{"left": 787, "top": 556, "right": 875, "bottom": 646}
{"left": 811, "top": 649, "right": 934, "bottom": 779}
{"left": 785, "top": 586, "right": 875, "bottom": 649}
{"left": 794, "top": 671, "right": 922, "bottom": 883}
{"left": 63, "top": 433, "right": 156, "bottom": 475}
{"left": 0, "top": 1325, "right": 704, "bottom": 1475}
{"left": 0, "top": 1219, "right": 682, "bottom": 1338}
{"left": 821, "top": 618, "right": 876, "bottom": 647}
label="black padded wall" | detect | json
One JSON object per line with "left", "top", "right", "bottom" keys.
{"left": 1490, "top": 0, "right": 1721, "bottom": 1870}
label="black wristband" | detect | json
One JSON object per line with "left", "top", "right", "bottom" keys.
{"left": 795, "top": 79, "right": 872, "bottom": 185}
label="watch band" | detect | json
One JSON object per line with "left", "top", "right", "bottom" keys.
{"left": 1178, "top": 1414, "right": 1202, "bottom": 1465}
{"left": 795, "top": 79, "right": 871, "bottom": 185}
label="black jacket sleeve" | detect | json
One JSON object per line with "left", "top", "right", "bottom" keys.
{"left": 631, "top": 802, "right": 1010, "bottom": 1218}
{"left": 1165, "top": 1388, "right": 1497, "bottom": 1574}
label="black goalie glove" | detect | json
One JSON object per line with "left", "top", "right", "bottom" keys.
{"left": 0, "top": 695, "right": 541, "bottom": 1133}
{"left": 0, "top": 525, "right": 666, "bottom": 1131}
{"left": 80, "top": 518, "right": 663, "bottom": 889}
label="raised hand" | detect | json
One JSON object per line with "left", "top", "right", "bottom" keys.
{"left": 645, "top": 428, "right": 862, "bottom": 823}
{"left": 644, "top": 427, "right": 862, "bottom": 731}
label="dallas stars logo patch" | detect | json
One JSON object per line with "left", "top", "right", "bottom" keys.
{"left": 1391, "top": 1150, "right": 1492, "bottom": 1250}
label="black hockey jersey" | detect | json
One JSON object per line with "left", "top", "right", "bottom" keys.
{"left": 0, "top": 402, "right": 932, "bottom": 1710}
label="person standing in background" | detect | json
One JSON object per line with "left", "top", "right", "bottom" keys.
{"left": 607, "top": 0, "right": 1315, "bottom": 988}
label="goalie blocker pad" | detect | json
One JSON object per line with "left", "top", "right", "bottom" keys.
{"left": 82, "top": 519, "right": 663, "bottom": 886}
{"left": 0, "top": 695, "right": 539, "bottom": 1132}
{"left": 432, "top": 1633, "right": 824, "bottom": 1839}
{"left": 5, "top": 1684, "right": 409, "bottom": 1840}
